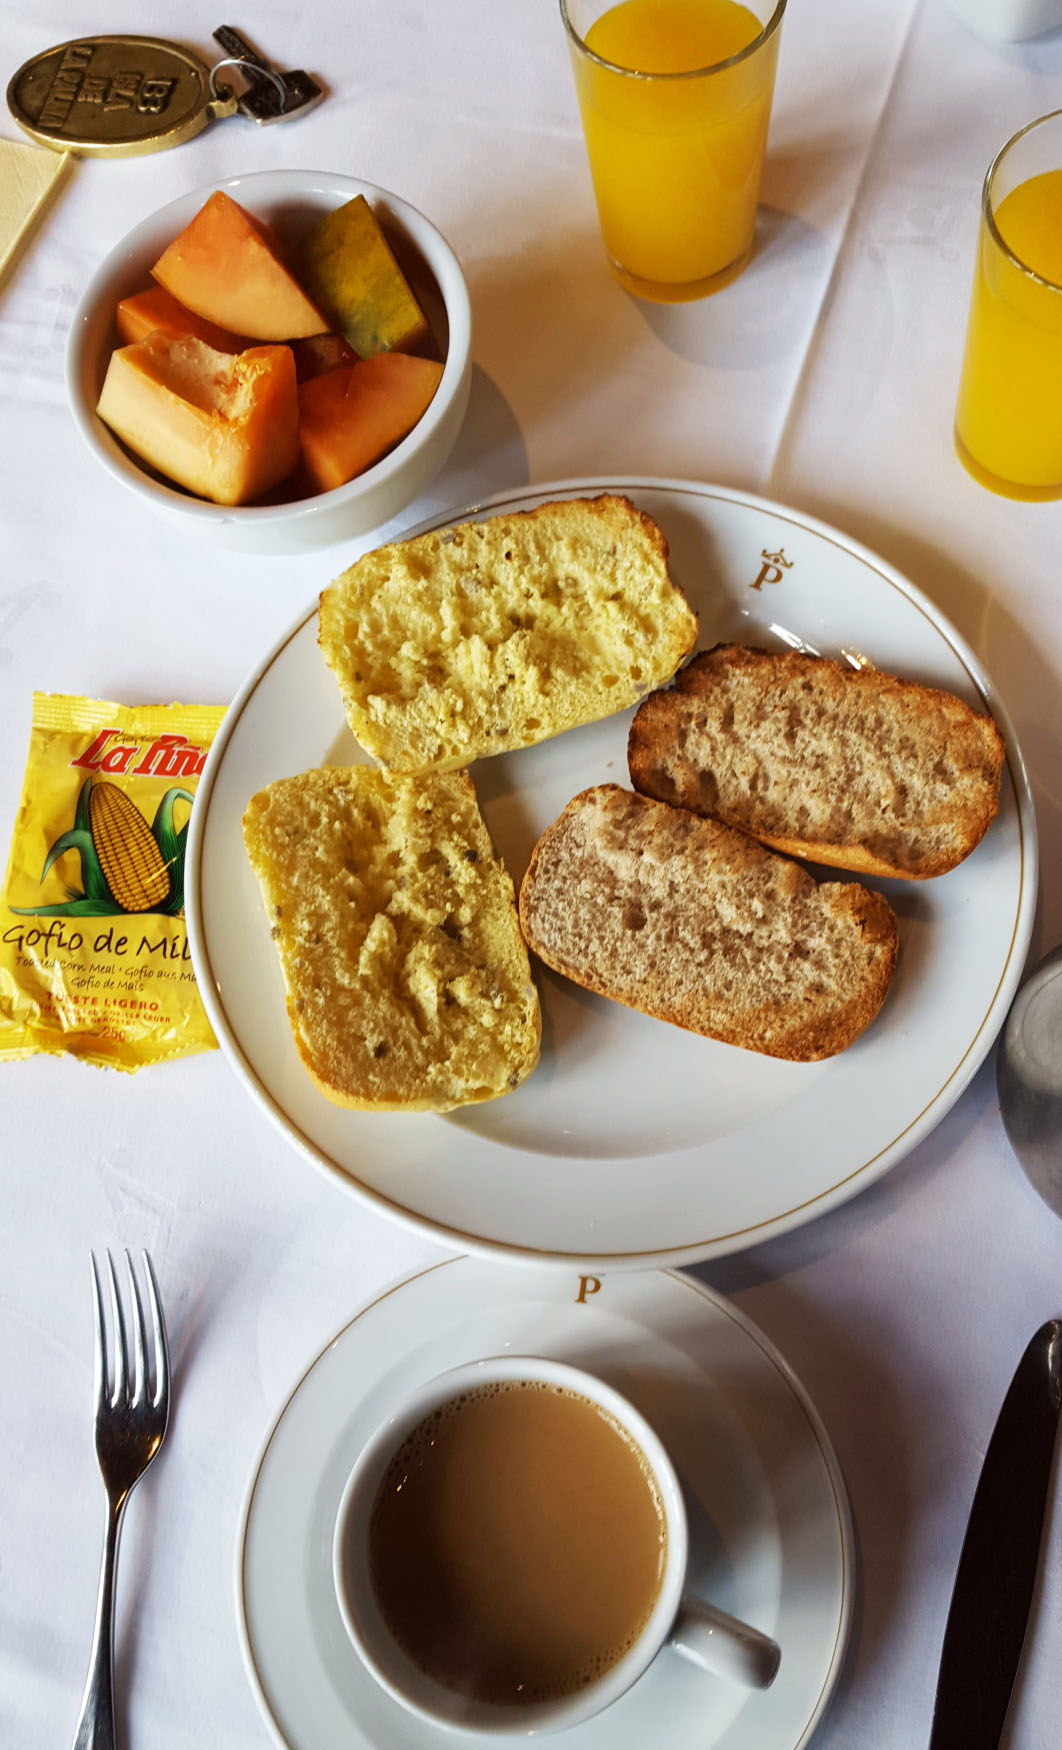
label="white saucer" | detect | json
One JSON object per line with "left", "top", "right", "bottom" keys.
{"left": 237, "top": 1258, "right": 853, "bottom": 1749}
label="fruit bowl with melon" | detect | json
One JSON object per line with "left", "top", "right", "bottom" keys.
{"left": 66, "top": 170, "right": 472, "bottom": 553}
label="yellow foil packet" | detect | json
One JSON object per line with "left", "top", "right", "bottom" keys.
{"left": 0, "top": 693, "right": 226, "bottom": 1070}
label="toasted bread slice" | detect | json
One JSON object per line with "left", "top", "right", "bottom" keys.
{"left": 243, "top": 766, "right": 540, "bottom": 1111}
{"left": 628, "top": 644, "right": 1005, "bottom": 880}
{"left": 519, "top": 785, "right": 898, "bottom": 1062}
{"left": 317, "top": 494, "right": 698, "bottom": 773}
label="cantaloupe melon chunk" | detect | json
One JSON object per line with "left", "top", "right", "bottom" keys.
{"left": 296, "top": 195, "right": 429, "bottom": 359}
{"left": 297, "top": 353, "right": 444, "bottom": 491}
{"left": 96, "top": 332, "right": 300, "bottom": 506}
{"left": 151, "top": 191, "right": 328, "bottom": 342}
{"left": 116, "top": 286, "right": 248, "bottom": 352}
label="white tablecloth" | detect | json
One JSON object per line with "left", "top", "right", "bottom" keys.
{"left": 3, "top": 3, "right": 1062, "bottom": 1746}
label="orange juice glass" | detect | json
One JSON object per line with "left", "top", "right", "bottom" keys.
{"left": 560, "top": 0, "right": 786, "bottom": 302}
{"left": 955, "top": 110, "right": 1062, "bottom": 499}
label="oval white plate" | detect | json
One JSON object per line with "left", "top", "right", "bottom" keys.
{"left": 236, "top": 1258, "right": 853, "bottom": 1750}
{"left": 187, "top": 477, "right": 1037, "bottom": 1266}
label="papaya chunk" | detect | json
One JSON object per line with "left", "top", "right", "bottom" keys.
{"left": 96, "top": 332, "right": 300, "bottom": 505}
{"left": 290, "top": 332, "right": 360, "bottom": 381}
{"left": 297, "top": 353, "right": 444, "bottom": 491}
{"left": 151, "top": 191, "right": 328, "bottom": 342}
{"left": 116, "top": 285, "right": 249, "bottom": 352}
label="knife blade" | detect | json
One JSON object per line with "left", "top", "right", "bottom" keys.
{"left": 929, "top": 1319, "right": 1062, "bottom": 1748}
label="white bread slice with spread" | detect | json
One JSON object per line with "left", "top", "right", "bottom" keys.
{"left": 627, "top": 644, "right": 1005, "bottom": 881}
{"left": 243, "top": 766, "right": 540, "bottom": 1111}
{"left": 518, "top": 785, "right": 899, "bottom": 1063}
{"left": 317, "top": 494, "right": 698, "bottom": 774}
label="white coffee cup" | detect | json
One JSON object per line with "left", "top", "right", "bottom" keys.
{"left": 333, "top": 1354, "right": 780, "bottom": 1736}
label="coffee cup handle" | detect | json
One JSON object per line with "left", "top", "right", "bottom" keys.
{"left": 668, "top": 1598, "right": 781, "bottom": 1689}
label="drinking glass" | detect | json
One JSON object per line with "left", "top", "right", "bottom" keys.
{"left": 560, "top": 0, "right": 786, "bottom": 302}
{"left": 954, "top": 110, "right": 1062, "bottom": 499}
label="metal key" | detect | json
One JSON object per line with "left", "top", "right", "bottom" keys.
{"left": 211, "top": 25, "right": 324, "bottom": 125}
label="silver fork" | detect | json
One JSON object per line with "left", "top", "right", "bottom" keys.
{"left": 73, "top": 1251, "right": 170, "bottom": 1750}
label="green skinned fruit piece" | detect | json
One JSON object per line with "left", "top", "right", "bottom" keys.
{"left": 295, "top": 195, "right": 429, "bottom": 361}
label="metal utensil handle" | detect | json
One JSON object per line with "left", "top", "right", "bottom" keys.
{"left": 72, "top": 1496, "right": 124, "bottom": 1750}
{"left": 929, "top": 1320, "right": 1062, "bottom": 1747}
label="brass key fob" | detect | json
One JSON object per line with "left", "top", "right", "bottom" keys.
{"left": 7, "top": 26, "right": 324, "bottom": 157}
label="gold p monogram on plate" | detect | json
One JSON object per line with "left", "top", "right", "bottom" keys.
{"left": 750, "top": 547, "right": 794, "bottom": 591}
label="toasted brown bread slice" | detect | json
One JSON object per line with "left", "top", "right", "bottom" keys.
{"left": 243, "top": 766, "right": 540, "bottom": 1111}
{"left": 317, "top": 494, "right": 698, "bottom": 773}
{"left": 627, "top": 644, "right": 1005, "bottom": 880}
{"left": 518, "top": 785, "right": 898, "bottom": 1062}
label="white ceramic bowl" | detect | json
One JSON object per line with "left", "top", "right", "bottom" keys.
{"left": 66, "top": 169, "right": 473, "bottom": 554}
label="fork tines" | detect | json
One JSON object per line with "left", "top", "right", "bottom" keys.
{"left": 89, "top": 1249, "right": 169, "bottom": 1411}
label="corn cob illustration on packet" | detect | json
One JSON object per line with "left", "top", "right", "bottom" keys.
{"left": 0, "top": 693, "right": 225, "bottom": 1070}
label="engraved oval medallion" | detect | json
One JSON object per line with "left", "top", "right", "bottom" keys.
{"left": 7, "top": 35, "right": 232, "bottom": 157}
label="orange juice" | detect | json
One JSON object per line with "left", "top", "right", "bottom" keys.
{"left": 955, "top": 165, "right": 1062, "bottom": 497}
{"left": 565, "top": 0, "right": 784, "bottom": 300}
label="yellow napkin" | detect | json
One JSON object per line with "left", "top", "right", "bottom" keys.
{"left": 0, "top": 135, "right": 68, "bottom": 288}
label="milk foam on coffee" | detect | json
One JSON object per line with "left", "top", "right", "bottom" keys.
{"left": 366, "top": 1378, "right": 668, "bottom": 1706}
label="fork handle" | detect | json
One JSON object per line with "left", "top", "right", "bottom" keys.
{"left": 72, "top": 1495, "right": 124, "bottom": 1750}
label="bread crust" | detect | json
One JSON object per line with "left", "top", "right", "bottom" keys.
{"left": 628, "top": 644, "right": 1005, "bottom": 880}
{"left": 519, "top": 785, "right": 898, "bottom": 1062}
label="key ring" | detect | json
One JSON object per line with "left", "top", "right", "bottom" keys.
{"left": 209, "top": 55, "right": 289, "bottom": 114}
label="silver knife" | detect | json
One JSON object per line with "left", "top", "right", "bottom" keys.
{"left": 929, "top": 1320, "right": 1062, "bottom": 1747}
